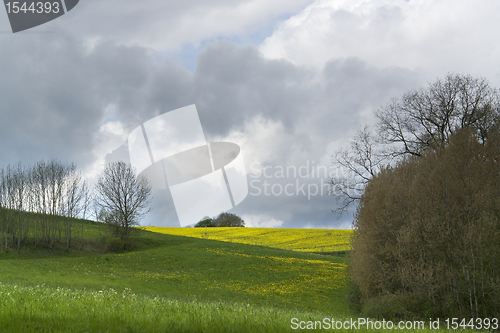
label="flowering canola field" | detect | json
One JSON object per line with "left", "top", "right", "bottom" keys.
{"left": 143, "top": 227, "right": 352, "bottom": 253}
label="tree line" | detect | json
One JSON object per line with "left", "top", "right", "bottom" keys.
{"left": 0, "top": 160, "right": 89, "bottom": 252}
{"left": 331, "top": 74, "right": 500, "bottom": 319}
{"left": 0, "top": 160, "right": 154, "bottom": 253}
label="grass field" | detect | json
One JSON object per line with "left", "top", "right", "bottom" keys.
{"left": 143, "top": 227, "right": 352, "bottom": 253}
{"left": 0, "top": 283, "right": 328, "bottom": 333}
{"left": 0, "top": 222, "right": 482, "bottom": 332}
{"left": 0, "top": 224, "right": 353, "bottom": 332}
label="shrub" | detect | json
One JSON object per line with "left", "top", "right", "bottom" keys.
{"left": 106, "top": 237, "right": 125, "bottom": 253}
{"left": 349, "top": 129, "right": 500, "bottom": 319}
{"left": 362, "top": 294, "right": 411, "bottom": 319}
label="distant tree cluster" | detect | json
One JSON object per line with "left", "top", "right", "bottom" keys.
{"left": 194, "top": 212, "right": 245, "bottom": 227}
{"left": 0, "top": 160, "right": 89, "bottom": 252}
{"left": 195, "top": 216, "right": 217, "bottom": 227}
{"left": 333, "top": 74, "right": 500, "bottom": 319}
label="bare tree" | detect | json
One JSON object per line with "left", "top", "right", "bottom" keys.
{"left": 14, "top": 163, "right": 26, "bottom": 252}
{"left": 330, "top": 73, "right": 500, "bottom": 214}
{"left": 79, "top": 182, "right": 91, "bottom": 249}
{"left": 90, "top": 192, "right": 106, "bottom": 239}
{"left": 328, "top": 127, "right": 387, "bottom": 214}
{"left": 62, "top": 164, "right": 88, "bottom": 248}
{"left": 0, "top": 159, "right": 90, "bottom": 251}
{"left": 95, "top": 161, "right": 152, "bottom": 241}
{"left": 376, "top": 73, "right": 500, "bottom": 156}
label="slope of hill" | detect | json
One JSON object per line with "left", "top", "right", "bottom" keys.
{"left": 144, "top": 227, "right": 352, "bottom": 253}
{"left": 0, "top": 221, "right": 352, "bottom": 332}
{"left": 0, "top": 219, "right": 482, "bottom": 332}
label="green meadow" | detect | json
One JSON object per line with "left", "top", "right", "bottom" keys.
{"left": 0, "top": 220, "right": 481, "bottom": 332}
{"left": 0, "top": 221, "right": 351, "bottom": 332}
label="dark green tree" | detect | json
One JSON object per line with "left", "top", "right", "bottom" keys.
{"left": 194, "top": 216, "right": 217, "bottom": 227}
{"left": 213, "top": 212, "right": 245, "bottom": 227}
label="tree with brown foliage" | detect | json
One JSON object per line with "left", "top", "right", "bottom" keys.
{"left": 336, "top": 73, "right": 500, "bottom": 319}
{"left": 350, "top": 129, "right": 500, "bottom": 318}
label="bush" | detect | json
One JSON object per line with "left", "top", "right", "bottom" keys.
{"left": 344, "top": 261, "right": 362, "bottom": 313}
{"left": 106, "top": 237, "right": 125, "bottom": 253}
{"left": 349, "top": 129, "right": 500, "bottom": 319}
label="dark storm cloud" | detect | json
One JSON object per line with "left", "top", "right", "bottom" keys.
{"left": 0, "top": 31, "right": 423, "bottom": 227}
{"left": 187, "top": 41, "right": 425, "bottom": 227}
{"left": 1, "top": 0, "right": 497, "bottom": 228}
{"left": 0, "top": 34, "right": 101, "bottom": 166}
{"left": 135, "top": 41, "right": 424, "bottom": 227}
{"left": 193, "top": 40, "right": 424, "bottom": 154}
{"left": 0, "top": 34, "right": 192, "bottom": 170}
{"left": 194, "top": 41, "right": 314, "bottom": 136}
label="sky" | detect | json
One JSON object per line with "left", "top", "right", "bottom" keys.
{"left": 1, "top": 0, "right": 500, "bottom": 228}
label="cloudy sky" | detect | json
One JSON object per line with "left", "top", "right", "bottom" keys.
{"left": 1, "top": 0, "right": 499, "bottom": 228}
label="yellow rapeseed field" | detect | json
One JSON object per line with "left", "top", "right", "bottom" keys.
{"left": 143, "top": 227, "right": 352, "bottom": 253}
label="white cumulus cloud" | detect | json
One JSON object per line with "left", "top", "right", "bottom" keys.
{"left": 260, "top": 0, "right": 500, "bottom": 82}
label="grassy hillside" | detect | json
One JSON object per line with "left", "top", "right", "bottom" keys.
{"left": 0, "top": 282, "right": 329, "bottom": 333}
{"left": 0, "top": 221, "right": 353, "bottom": 332}
{"left": 0, "top": 231, "right": 349, "bottom": 314}
{"left": 0, "top": 220, "right": 479, "bottom": 332}
{"left": 144, "top": 227, "right": 352, "bottom": 253}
